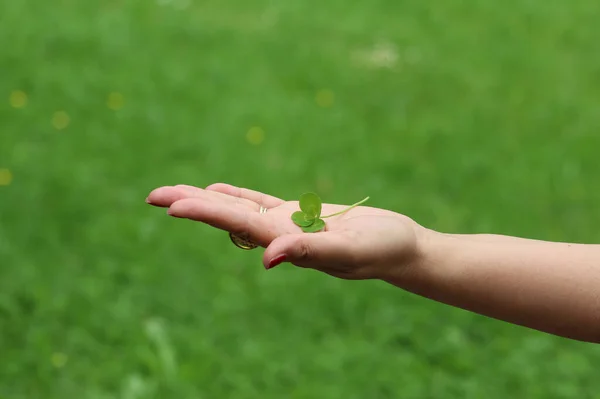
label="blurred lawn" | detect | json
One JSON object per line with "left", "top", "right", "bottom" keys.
{"left": 2, "top": 0, "right": 600, "bottom": 398}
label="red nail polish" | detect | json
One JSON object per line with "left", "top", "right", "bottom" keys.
{"left": 267, "top": 254, "right": 287, "bottom": 269}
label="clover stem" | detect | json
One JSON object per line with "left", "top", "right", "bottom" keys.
{"left": 321, "top": 196, "right": 370, "bottom": 219}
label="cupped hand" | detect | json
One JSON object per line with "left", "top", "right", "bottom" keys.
{"left": 146, "top": 183, "right": 425, "bottom": 281}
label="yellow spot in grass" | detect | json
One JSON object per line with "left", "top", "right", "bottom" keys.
{"left": 315, "top": 89, "right": 335, "bottom": 108}
{"left": 9, "top": 90, "right": 28, "bottom": 108}
{"left": 52, "top": 111, "right": 70, "bottom": 130}
{"left": 0, "top": 169, "right": 13, "bottom": 186}
{"left": 51, "top": 352, "right": 68, "bottom": 368}
{"left": 246, "top": 127, "right": 265, "bottom": 145}
{"left": 107, "top": 92, "right": 125, "bottom": 110}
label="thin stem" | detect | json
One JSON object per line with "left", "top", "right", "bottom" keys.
{"left": 321, "top": 196, "right": 370, "bottom": 219}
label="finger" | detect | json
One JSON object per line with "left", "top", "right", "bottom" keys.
{"left": 168, "top": 198, "right": 274, "bottom": 246}
{"left": 206, "top": 183, "right": 284, "bottom": 209}
{"left": 146, "top": 186, "right": 192, "bottom": 207}
{"left": 173, "top": 184, "right": 261, "bottom": 209}
{"left": 263, "top": 231, "right": 360, "bottom": 272}
{"left": 147, "top": 185, "right": 259, "bottom": 210}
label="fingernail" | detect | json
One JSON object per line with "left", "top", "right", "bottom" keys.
{"left": 267, "top": 254, "right": 287, "bottom": 270}
{"left": 145, "top": 197, "right": 151, "bottom": 204}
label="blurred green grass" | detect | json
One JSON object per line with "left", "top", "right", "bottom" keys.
{"left": 2, "top": 0, "right": 600, "bottom": 398}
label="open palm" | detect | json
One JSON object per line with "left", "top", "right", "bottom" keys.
{"left": 146, "top": 183, "right": 422, "bottom": 280}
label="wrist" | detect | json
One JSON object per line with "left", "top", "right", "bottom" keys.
{"left": 381, "top": 225, "right": 451, "bottom": 294}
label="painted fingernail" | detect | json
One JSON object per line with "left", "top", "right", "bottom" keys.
{"left": 267, "top": 254, "right": 287, "bottom": 270}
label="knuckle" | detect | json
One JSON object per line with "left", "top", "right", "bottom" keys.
{"left": 296, "top": 238, "right": 312, "bottom": 260}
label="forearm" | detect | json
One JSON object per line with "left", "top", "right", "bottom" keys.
{"left": 387, "top": 230, "right": 600, "bottom": 343}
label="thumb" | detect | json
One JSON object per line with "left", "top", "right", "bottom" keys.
{"left": 263, "top": 231, "right": 354, "bottom": 270}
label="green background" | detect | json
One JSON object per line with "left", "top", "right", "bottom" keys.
{"left": 2, "top": 0, "right": 600, "bottom": 398}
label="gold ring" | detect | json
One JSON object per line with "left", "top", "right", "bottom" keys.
{"left": 229, "top": 206, "right": 267, "bottom": 250}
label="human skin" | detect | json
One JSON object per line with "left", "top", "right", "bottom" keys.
{"left": 146, "top": 183, "right": 600, "bottom": 343}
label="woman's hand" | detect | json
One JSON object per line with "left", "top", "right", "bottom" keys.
{"left": 146, "top": 183, "right": 426, "bottom": 281}
{"left": 146, "top": 182, "right": 600, "bottom": 342}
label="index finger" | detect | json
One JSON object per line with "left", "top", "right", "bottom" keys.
{"left": 206, "top": 183, "right": 285, "bottom": 209}
{"left": 168, "top": 197, "right": 276, "bottom": 247}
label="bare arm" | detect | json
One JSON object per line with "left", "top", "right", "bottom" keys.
{"left": 146, "top": 183, "right": 600, "bottom": 343}
{"left": 387, "top": 231, "right": 600, "bottom": 343}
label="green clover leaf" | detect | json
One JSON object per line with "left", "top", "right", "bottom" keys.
{"left": 301, "top": 218, "right": 325, "bottom": 233}
{"left": 291, "top": 211, "right": 314, "bottom": 227}
{"left": 299, "top": 192, "right": 321, "bottom": 220}
{"left": 291, "top": 192, "right": 369, "bottom": 233}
